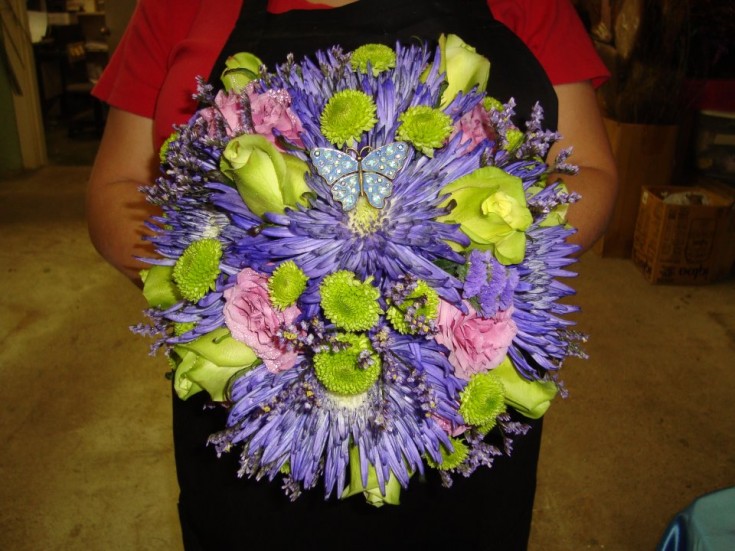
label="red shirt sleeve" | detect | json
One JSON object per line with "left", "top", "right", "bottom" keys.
{"left": 95, "top": 0, "right": 607, "bottom": 149}
{"left": 93, "top": 0, "right": 243, "bottom": 149}
{"left": 488, "top": 0, "right": 609, "bottom": 87}
{"left": 93, "top": 0, "right": 198, "bottom": 119}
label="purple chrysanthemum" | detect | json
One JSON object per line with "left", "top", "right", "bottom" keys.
{"left": 509, "top": 221, "right": 583, "bottom": 379}
{"left": 209, "top": 328, "right": 465, "bottom": 498}
{"left": 214, "top": 44, "right": 485, "bottom": 312}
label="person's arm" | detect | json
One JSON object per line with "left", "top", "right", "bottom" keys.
{"left": 86, "top": 107, "right": 160, "bottom": 283}
{"left": 549, "top": 81, "right": 618, "bottom": 252}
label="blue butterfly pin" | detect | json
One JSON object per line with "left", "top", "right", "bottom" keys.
{"left": 309, "top": 142, "right": 409, "bottom": 211}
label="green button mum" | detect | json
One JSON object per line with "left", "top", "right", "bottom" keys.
{"left": 314, "top": 333, "right": 381, "bottom": 396}
{"left": 426, "top": 437, "right": 469, "bottom": 470}
{"left": 159, "top": 131, "right": 179, "bottom": 164}
{"left": 173, "top": 238, "right": 223, "bottom": 303}
{"left": 320, "top": 90, "right": 378, "bottom": 148}
{"left": 459, "top": 371, "right": 506, "bottom": 432}
{"left": 396, "top": 105, "right": 453, "bottom": 157}
{"left": 386, "top": 279, "right": 439, "bottom": 334}
{"left": 268, "top": 261, "right": 308, "bottom": 310}
{"left": 320, "top": 271, "right": 382, "bottom": 331}
{"left": 350, "top": 44, "right": 396, "bottom": 76}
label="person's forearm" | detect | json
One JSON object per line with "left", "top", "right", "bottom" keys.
{"left": 550, "top": 82, "right": 618, "bottom": 253}
{"left": 558, "top": 165, "right": 618, "bottom": 252}
{"left": 86, "top": 108, "right": 159, "bottom": 284}
{"left": 86, "top": 178, "right": 160, "bottom": 283}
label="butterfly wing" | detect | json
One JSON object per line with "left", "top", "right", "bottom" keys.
{"left": 310, "top": 148, "right": 359, "bottom": 186}
{"left": 331, "top": 173, "right": 361, "bottom": 211}
{"left": 361, "top": 142, "right": 409, "bottom": 179}
{"left": 360, "top": 142, "right": 409, "bottom": 208}
{"left": 362, "top": 173, "right": 393, "bottom": 209}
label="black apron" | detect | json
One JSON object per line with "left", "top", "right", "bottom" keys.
{"left": 175, "top": 2, "right": 556, "bottom": 549}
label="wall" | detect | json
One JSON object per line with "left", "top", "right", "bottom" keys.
{"left": 1, "top": 0, "right": 47, "bottom": 170}
{"left": 0, "top": 25, "right": 23, "bottom": 176}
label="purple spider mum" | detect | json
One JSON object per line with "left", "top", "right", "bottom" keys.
{"left": 209, "top": 328, "right": 465, "bottom": 498}
{"left": 216, "top": 43, "right": 489, "bottom": 312}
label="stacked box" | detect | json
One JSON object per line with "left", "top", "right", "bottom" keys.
{"left": 632, "top": 186, "right": 735, "bottom": 284}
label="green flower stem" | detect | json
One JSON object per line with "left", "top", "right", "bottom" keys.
{"left": 342, "top": 445, "right": 402, "bottom": 507}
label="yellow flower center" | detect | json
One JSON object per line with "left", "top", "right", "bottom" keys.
{"left": 347, "top": 196, "right": 382, "bottom": 235}
{"left": 482, "top": 191, "right": 514, "bottom": 220}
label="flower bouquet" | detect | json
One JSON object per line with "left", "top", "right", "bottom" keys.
{"left": 135, "top": 35, "right": 586, "bottom": 506}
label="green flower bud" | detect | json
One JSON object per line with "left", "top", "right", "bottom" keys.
{"left": 159, "top": 131, "right": 179, "bottom": 164}
{"left": 426, "top": 437, "right": 469, "bottom": 470}
{"left": 221, "top": 52, "right": 263, "bottom": 93}
{"left": 320, "top": 271, "right": 382, "bottom": 332}
{"left": 386, "top": 279, "right": 439, "bottom": 334}
{"left": 439, "top": 166, "right": 533, "bottom": 265}
{"left": 503, "top": 128, "right": 524, "bottom": 153}
{"left": 220, "top": 134, "right": 310, "bottom": 218}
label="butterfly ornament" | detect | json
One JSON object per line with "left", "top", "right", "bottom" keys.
{"left": 310, "top": 142, "right": 410, "bottom": 211}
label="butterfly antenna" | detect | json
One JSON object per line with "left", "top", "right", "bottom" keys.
{"left": 358, "top": 145, "right": 373, "bottom": 159}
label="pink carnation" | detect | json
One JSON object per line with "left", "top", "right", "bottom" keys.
{"left": 200, "top": 90, "right": 245, "bottom": 138}
{"left": 435, "top": 300, "right": 517, "bottom": 381}
{"left": 452, "top": 103, "right": 497, "bottom": 152}
{"left": 223, "top": 268, "right": 300, "bottom": 373}
{"left": 433, "top": 414, "right": 468, "bottom": 437}
{"left": 247, "top": 88, "right": 304, "bottom": 149}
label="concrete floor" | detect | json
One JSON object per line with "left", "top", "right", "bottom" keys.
{"left": 1, "top": 165, "right": 733, "bottom": 550}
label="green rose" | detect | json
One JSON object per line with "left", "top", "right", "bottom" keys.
{"left": 221, "top": 52, "right": 263, "bottom": 93}
{"left": 342, "top": 445, "right": 402, "bottom": 507}
{"left": 438, "top": 34, "right": 491, "bottom": 108}
{"left": 220, "top": 134, "right": 311, "bottom": 218}
{"left": 493, "top": 357, "right": 558, "bottom": 419}
{"left": 172, "top": 327, "right": 259, "bottom": 401}
{"left": 439, "top": 166, "right": 532, "bottom": 265}
{"left": 140, "top": 265, "right": 181, "bottom": 309}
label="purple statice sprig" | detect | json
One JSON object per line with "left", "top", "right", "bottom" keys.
{"left": 462, "top": 250, "right": 519, "bottom": 319}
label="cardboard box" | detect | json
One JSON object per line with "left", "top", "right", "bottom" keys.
{"left": 632, "top": 186, "right": 735, "bottom": 284}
